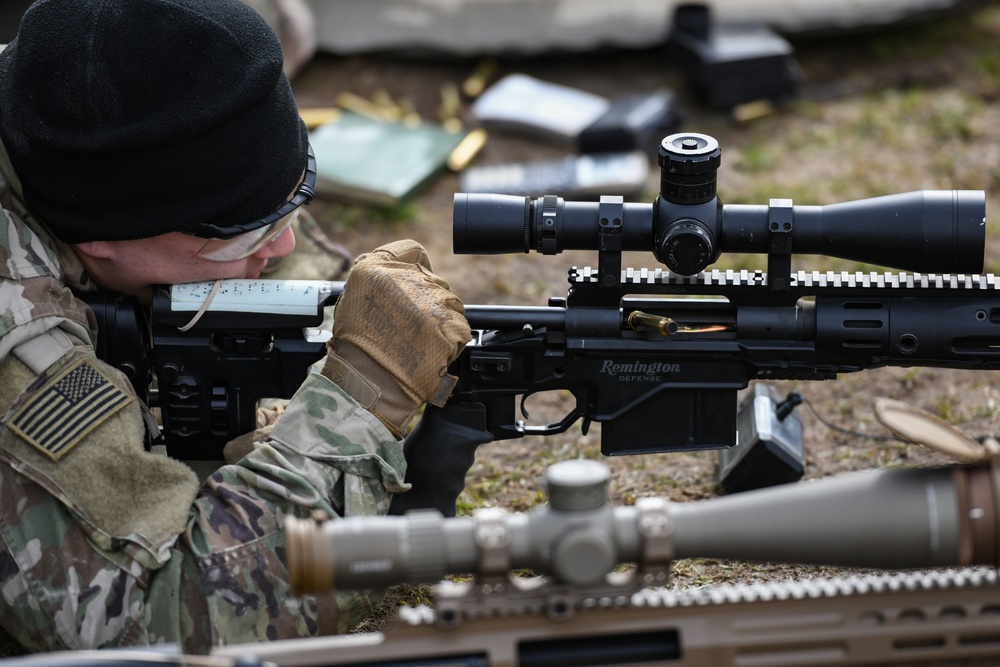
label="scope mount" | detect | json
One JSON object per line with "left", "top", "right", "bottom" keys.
{"left": 587, "top": 132, "right": 800, "bottom": 294}
{"left": 588, "top": 201, "right": 798, "bottom": 296}
{"left": 424, "top": 460, "right": 673, "bottom": 628}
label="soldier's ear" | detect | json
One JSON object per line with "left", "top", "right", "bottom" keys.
{"left": 73, "top": 241, "right": 115, "bottom": 259}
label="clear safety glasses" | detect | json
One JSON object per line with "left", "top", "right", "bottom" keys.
{"left": 191, "top": 144, "right": 317, "bottom": 263}
{"left": 195, "top": 207, "right": 301, "bottom": 262}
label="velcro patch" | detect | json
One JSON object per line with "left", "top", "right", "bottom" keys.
{"left": 7, "top": 356, "right": 132, "bottom": 461}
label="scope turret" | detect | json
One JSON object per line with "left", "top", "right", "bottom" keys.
{"left": 658, "top": 132, "right": 721, "bottom": 205}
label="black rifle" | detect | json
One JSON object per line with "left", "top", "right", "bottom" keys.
{"left": 397, "top": 133, "right": 988, "bottom": 511}
{"left": 86, "top": 133, "right": 988, "bottom": 471}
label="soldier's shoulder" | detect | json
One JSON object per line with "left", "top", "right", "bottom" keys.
{"left": 0, "top": 209, "right": 94, "bottom": 354}
{"left": 0, "top": 207, "right": 62, "bottom": 282}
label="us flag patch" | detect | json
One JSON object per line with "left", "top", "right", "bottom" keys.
{"left": 8, "top": 357, "right": 132, "bottom": 461}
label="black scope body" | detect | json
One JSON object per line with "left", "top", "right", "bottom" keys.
{"left": 453, "top": 133, "right": 986, "bottom": 276}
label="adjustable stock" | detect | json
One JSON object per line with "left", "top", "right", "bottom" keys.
{"left": 82, "top": 280, "right": 342, "bottom": 459}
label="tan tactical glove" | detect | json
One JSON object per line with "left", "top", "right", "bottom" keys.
{"left": 322, "top": 240, "right": 471, "bottom": 438}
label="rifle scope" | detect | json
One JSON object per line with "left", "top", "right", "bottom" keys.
{"left": 453, "top": 133, "right": 986, "bottom": 275}
{"left": 286, "top": 459, "right": 999, "bottom": 594}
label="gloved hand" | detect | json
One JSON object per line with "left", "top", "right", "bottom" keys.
{"left": 322, "top": 240, "right": 471, "bottom": 438}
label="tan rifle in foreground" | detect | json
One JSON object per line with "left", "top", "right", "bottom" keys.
{"left": 237, "top": 415, "right": 1000, "bottom": 667}
{"left": 13, "top": 563, "right": 1000, "bottom": 667}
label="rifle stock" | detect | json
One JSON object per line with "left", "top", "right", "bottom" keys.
{"left": 80, "top": 280, "right": 342, "bottom": 459}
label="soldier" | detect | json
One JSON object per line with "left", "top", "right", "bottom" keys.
{"left": 0, "top": 0, "right": 469, "bottom": 653}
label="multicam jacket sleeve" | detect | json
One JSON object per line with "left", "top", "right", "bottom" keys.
{"left": 0, "top": 201, "right": 408, "bottom": 653}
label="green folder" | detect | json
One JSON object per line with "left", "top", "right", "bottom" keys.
{"left": 309, "top": 111, "right": 468, "bottom": 207}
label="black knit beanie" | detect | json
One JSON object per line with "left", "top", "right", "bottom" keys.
{"left": 0, "top": 0, "right": 309, "bottom": 243}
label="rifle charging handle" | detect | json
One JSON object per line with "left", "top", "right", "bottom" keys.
{"left": 655, "top": 133, "right": 723, "bottom": 275}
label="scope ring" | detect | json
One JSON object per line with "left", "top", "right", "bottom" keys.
{"left": 635, "top": 497, "right": 674, "bottom": 565}
{"left": 474, "top": 507, "right": 512, "bottom": 574}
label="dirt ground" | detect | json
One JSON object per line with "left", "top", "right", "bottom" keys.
{"left": 291, "top": 0, "right": 1000, "bottom": 626}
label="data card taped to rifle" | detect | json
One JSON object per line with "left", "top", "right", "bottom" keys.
{"left": 170, "top": 279, "right": 336, "bottom": 316}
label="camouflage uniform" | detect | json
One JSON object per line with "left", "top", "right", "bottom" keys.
{"left": 0, "top": 146, "right": 408, "bottom": 652}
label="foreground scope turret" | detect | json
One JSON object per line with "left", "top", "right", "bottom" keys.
{"left": 453, "top": 132, "right": 986, "bottom": 276}
{"left": 286, "top": 459, "right": 999, "bottom": 595}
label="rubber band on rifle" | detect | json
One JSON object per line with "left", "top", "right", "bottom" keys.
{"left": 177, "top": 278, "right": 223, "bottom": 332}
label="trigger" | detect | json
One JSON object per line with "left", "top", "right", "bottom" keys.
{"left": 519, "top": 393, "right": 532, "bottom": 420}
